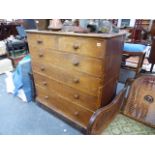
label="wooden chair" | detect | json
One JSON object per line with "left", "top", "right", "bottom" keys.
{"left": 121, "top": 50, "right": 146, "bottom": 76}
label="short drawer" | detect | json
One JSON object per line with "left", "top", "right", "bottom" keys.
{"left": 36, "top": 85, "right": 94, "bottom": 128}
{"left": 33, "top": 72, "right": 100, "bottom": 111}
{"left": 58, "top": 36, "right": 106, "bottom": 58}
{"left": 30, "top": 47, "right": 104, "bottom": 78}
{"left": 27, "top": 33, "right": 57, "bottom": 49}
{"left": 31, "top": 61, "right": 103, "bottom": 96}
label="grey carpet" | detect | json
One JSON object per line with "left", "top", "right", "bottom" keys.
{"left": 0, "top": 74, "right": 82, "bottom": 135}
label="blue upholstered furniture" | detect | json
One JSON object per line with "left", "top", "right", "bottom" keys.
{"left": 123, "top": 43, "right": 146, "bottom": 52}
{"left": 122, "top": 43, "right": 147, "bottom": 76}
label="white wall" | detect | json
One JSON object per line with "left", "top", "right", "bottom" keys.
{"left": 129, "top": 19, "right": 136, "bottom": 27}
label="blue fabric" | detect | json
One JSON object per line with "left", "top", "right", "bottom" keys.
{"left": 16, "top": 25, "right": 27, "bottom": 38}
{"left": 13, "top": 55, "right": 33, "bottom": 102}
{"left": 123, "top": 43, "right": 146, "bottom": 52}
{"left": 23, "top": 19, "right": 37, "bottom": 29}
{"left": 13, "top": 66, "right": 23, "bottom": 96}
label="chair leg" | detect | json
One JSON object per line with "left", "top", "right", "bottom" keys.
{"left": 150, "top": 64, "right": 154, "bottom": 72}
{"left": 135, "top": 53, "right": 145, "bottom": 76}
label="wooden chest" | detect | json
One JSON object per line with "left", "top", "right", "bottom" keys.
{"left": 27, "top": 30, "right": 125, "bottom": 133}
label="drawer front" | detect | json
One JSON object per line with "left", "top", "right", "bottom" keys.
{"left": 58, "top": 36, "right": 106, "bottom": 58}
{"left": 36, "top": 85, "right": 93, "bottom": 128}
{"left": 31, "top": 61, "right": 103, "bottom": 96}
{"left": 27, "top": 33, "right": 57, "bottom": 49}
{"left": 30, "top": 47, "right": 104, "bottom": 78}
{"left": 33, "top": 72, "right": 100, "bottom": 111}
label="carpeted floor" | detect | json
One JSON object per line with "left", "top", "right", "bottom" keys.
{"left": 0, "top": 73, "right": 155, "bottom": 135}
{"left": 102, "top": 114, "right": 155, "bottom": 135}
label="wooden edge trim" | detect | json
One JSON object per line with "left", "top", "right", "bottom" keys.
{"left": 87, "top": 87, "right": 127, "bottom": 135}
{"left": 122, "top": 51, "right": 144, "bottom": 56}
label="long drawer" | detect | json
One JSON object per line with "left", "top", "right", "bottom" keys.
{"left": 27, "top": 33, "right": 106, "bottom": 59}
{"left": 36, "top": 85, "right": 94, "bottom": 128}
{"left": 30, "top": 47, "right": 104, "bottom": 78}
{"left": 33, "top": 72, "right": 100, "bottom": 111}
{"left": 31, "top": 61, "right": 103, "bottom": 96}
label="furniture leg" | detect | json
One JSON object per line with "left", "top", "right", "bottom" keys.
{"left": 150, "top": 64, "right": 154, "bottom": 72}
{"left": 135, "top": 53, "right": 145, "bottom": 75}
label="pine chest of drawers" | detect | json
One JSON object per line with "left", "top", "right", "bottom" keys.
{"left": 27, "top": 30, "right": 125, "bottom": 134}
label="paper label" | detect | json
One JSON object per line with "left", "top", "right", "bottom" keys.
{"left": 97, "top": 43, "right": 101, "bottom": 47}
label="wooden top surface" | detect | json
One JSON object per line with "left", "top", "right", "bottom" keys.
{"left": 26, "top": 29, "right": 126, "bottom": 38}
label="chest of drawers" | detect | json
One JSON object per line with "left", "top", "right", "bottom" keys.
{"left": 27, "top": 30, "right": 125, "bottom": 134}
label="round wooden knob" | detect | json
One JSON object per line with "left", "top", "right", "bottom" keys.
{"left": 74, "top": 94, "right": 80, "bottom": 99}
{"left": 39, "top": 53, "right": 44, "bottom": 57}
{"left": 74, "top": 111, "right": 79, "bottom": 116}
{"left": 40, "top": 66, "right": 45, "bottom": 71}
{"left": 44, "top": 96, "right": 49, "bottom": 99}
{"left": 72, "top": 60, "right": 79, "bottom": 66}
{"left": 37, "top": 40, "right": 43, "bottom": 44}
{"left": 42, "top": 81, "right": 47, "bottom": 86}
{"left": 73, "top": 78, "right": 79, "bottom": 83}
{"left": 73, "top": 43, "right": 79, "bottom": 49}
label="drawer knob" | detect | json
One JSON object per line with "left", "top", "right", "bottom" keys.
{"left": 39, "top": 53, "right": 44, "bottom": 57}
{"left": 72, "top": 60, "right": 79, "bottom": 66}
{"left": 74, "top": 94, "right": 80, "bottom": 99}
{"left": 74, "top": 111, "right": 79, "bottom": 116}
{"left": 37, "top": 40, "right": 43, "bottom": 44}
{"left": 40, "top": 66, "right": 45, "bottom": 71}
{"left": 73, "top": 78, "right": 79, "bottom": 83}
{"left": 73, "top": 43, "right": 79, "bottom": 49}
{"left": 44, "top": 96, "right": 49, "bottom": 99}
{"left": 42, "top": 81, "right": 47, "bottom": 86}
